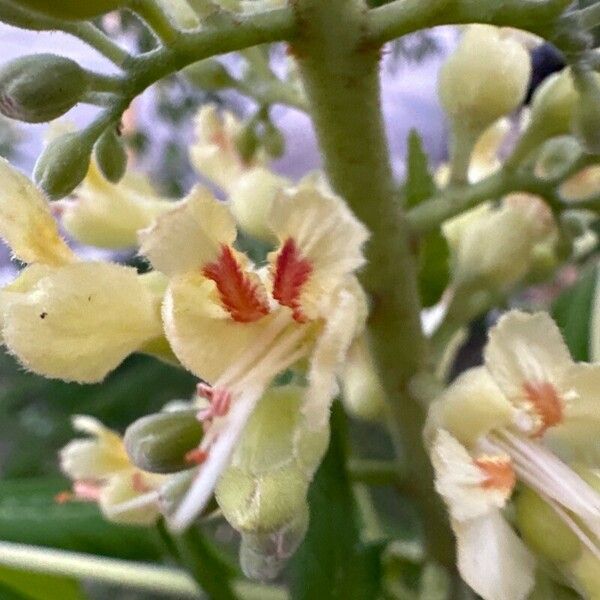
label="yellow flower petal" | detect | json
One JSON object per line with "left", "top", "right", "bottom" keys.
{"left": 2, "top": 262, "right": 162, "bottom": 383}
{"left": 0, "top": 157, "right": 75, "bottom": 265}
{"left": 60, "top": 415, "right": 131, "bottom": 481}
{"left": 139, "top": 187, "right": 236, "bottom": 276}
{"left": 268, "top": 183, "right": 369, "bottom": 321}
{"left": 163, "top": 271, "right": 282, "bottom": 383}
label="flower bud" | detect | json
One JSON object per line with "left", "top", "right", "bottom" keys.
{"left": 571, "top": 70, "right": 600, "bottom": 154}
{"left": 239, "top": 506, "right": 308, "bottom": 581}
{"left": 0, "top": 54, "right": 88, "bottom": 124}
{"left": 570, "top": 549, "right": 600, "bottom": 599}
{"left": 444, "top": 194, "right": 556, "bottom": 292}
{"left": 94, "top": 128, "right": 127, "bottom": 184}
{"left": 124, "top": 409, "right": 203, "bottom": 474}
{"left": 511, "top": 69, "right": 579, "bottom": 165}
{"left": 235, "top": 121, "right": 260, "bottom": 164}
{"left": 515, "top": 487, "right": 581, "bottom": 563}
{"left": 34, "top": 131, "right": 95, "bottom": 200}
{"left": 0, "top": 1, "right": 65, "bottom": 30}
{"left": 535, "top": 136, "right": 582, "bottom": 180}
{"left": 183, "top": 59, "right": 236, "bottom": 91}
{"left": 340, "top": 335, "right": 386, "bottom": 422}
{"left": 438, "top": 25, "right": 531, "bottom": 135}
{"left": 228, "top": 167, "right": 286, "bottom": 242}
{"left": 216, "top": 386, "right": 328, "bottom": 575}
{"left": 14, "top": 0, "right": 129, "bottom": 20}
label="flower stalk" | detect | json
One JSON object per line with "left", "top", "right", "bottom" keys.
{"left": 291, "top": 0, "right": 455, "bottom": 572}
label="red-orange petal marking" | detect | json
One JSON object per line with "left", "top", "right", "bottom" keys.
{"left": 272, "top": 238, "right": 313, "bottom": 323}
{"left": 474, "top": 456, "right": 516, "bottom": 493}
{"left": 203, "top": 245, "right": 270, "bottom": 323}
{"left": 522, "top": 380, "right": 564, "bottom": 436}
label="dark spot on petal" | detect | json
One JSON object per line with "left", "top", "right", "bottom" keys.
{"left": 40, "top": 312, "right": 47, "bottom": 319}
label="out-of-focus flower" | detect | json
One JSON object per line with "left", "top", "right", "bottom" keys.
{"left": 443, "top": 194, "right": 556, "bottom": 291}
{"left": 60, "top": 416, "right": 166, "bottom": 525}
{"left": 429, "top": 311, "right": 600, "bottom": 600}
{"left": 139, "top": 177, "right": 369, "bottom": 531}
{"left": 57, "top": 161, "right": 174, "bottom": 250}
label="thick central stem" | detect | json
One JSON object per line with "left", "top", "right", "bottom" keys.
{"left": 291, "top": 0, "right": 455, "bottom": 572}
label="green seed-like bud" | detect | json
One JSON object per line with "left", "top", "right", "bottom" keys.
{"left": 124, "top": 409, "right": 203, "bottom": 474}
{"left": 571, "top": 71, "right": 600, "bottom": 154}
{"left": 515, "top": 487, "right": 581, "bottom": 563}
{"left": 239, "top": 505, "right": 309, "bottom": 581}
{"left": 235, "top": 122, "right": 260, "bottom": 164}
{"left": 535, "top": 136, "right": 582, "bottom": 180}
{"left": 10, "top": 0, "right": 129, "bottom": 20}
{"left": 0, "top": 54, "right": 88, "bottom": 124}
{"left": 183, "top": 59, "right": 236, "bottom": 91}
{"left": 95, "top": 128, "right": 127, "bottom": 184}
{"left": 33, "top": 131, "right": 95, "bottom": 200}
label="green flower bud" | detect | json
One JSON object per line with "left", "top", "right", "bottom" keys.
{"left": 228, "top": 168, "right": 286, "bottom": 243}
{"left": 515, "top": 487, "right": 581, "bottom": 563}
{"left": 570, "top": 549, "right": 600, "bottom": 599}
{"left": 183, "top": 59, "right": 236, "bottom": 91}
{"left": 216, "top": 385, "right": 328, "bottom": 576}
{"left": 511, "top": 69, "right": 579, "bottom": 166}
{"left": 11, "top": 0, "right": 129, "bottom": 20}
{"left": 34, "top": 131, "right": 95, "bottom": 200}
{"left": 535, "top": 136, "right": 582, "bottom": 180}
{"left": 124, "top": 409, "right": 203, "bottom": 474}
{"left": 235, "top": 122, "right": 260, "bottom": 164}
{"left": 0, "top": 54, "right": 88, "bottom": 124}
{"left": 239, "top": 505, "right": 309, "bottom": 581}
{"left": 95, "top": 128, "right": 127, "bottom": 184}
{"left": 571, "top": 71, "right": 600, "bottom": 154}
{"left": 0, "top": 1, "right": 65, "bottom": 30}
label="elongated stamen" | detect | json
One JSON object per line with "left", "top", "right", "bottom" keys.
{"left": 109, "top": 491, "right": 161, "bottom": 517}
{"left": 491, "top": 430, "right": 600, "bottom": 542}
{"left": 216, "top": 310, "right": 291, "bottom": 389}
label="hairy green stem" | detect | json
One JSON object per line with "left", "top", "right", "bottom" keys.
{"left": 368, "top": 0, "right": 573, "bottom": 44}
{"left": 348, "top": 458, "right": 407, "bottom": 486}
{"left": 67, "top": 23, "right": 133, "bottom": 67}
{"left": 291, "top": 0, "right": 455, "bottom": 573}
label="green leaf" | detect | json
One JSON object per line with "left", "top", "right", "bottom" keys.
{"left": 0, "top": 478, "right": 164, "bottom": 562}
{"left": 552, "top": 265, "right": 598, "bottom": 361}
{"left": 405, "top": 130, "right": 435, "bottom": 209}
{"left": 0, "top": 566, "right": 85, "bottom": 600}
{"left": 288, "top": 403, "right": 382, "bottom": 600}
{"left": 418, "top": 231, "right": 450, "bottom": 308}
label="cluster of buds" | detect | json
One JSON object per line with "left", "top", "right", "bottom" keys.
{"left": 428, "top": 311, "right": 600, "bottom": 599}
{"left": 0, "top": 103, "right": 370, "bottom": 577}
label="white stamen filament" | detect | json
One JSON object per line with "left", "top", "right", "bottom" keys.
{"left": 490, "top": 430, "right": 600, "bottom": 549}
{"left": 109, "top": 490, "right": 161, "bottom": 516}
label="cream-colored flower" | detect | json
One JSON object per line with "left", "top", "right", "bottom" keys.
{"left": 139, "top": 179, "right": 369, "bottom": 530}
{"left": 430, "top": 311, "right": 600, "bottom": 599}
{"left": 431, "top": 430, "right": 535, "bottom": 600}
{"left": 60, "top": 416, "right": 166, "bottom": 525}
{"left": 189, "top": 105, "right": 267, "bottom": 194}
{"left": 58, "top": 160, "right": 173, "bottom": 250}
{"left": 443, "top": 194, "right": 556, "bottom": 290}
{"left": 0, "top": 160, "right": 164, "bottom": 383}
